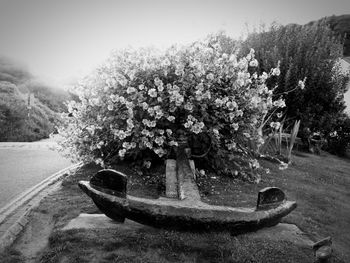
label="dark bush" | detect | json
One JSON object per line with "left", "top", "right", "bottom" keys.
{"left": 240, "top": 20, "right": 349, "bottom": 133}
{"left": 324, "top": 116, "right": 350, "bottom": 156}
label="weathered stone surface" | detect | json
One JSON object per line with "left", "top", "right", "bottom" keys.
{"left": 257, "top": 187, "right": 286, "bottom": 210}
{"left": 78, "top": 146, "right": 297, "bottom": 233}
{"left": 313, "top": 236, "right": 332, "bottom": 250}
{"left": 246, "top": 223, "right": 314, "bottom": 247}
{"left": 315, "top": 246, "right": 332, "bottom": 263}
{"left": 176, "top": 148, "right": 201, "bottom": 201}
{"left": 165, "top": 159, "right": 178, "bottom": 199}
{"left": 63, "top": 213, "right": 120, "bottom": 230}
{"left": 79, "top": 180, "right": 297, "bottom": 233}
{"left": 313, "top": 237, "right": 332, "bottom": 263}
{"left": 189, "top": 160, "right": 196, "bottom": 180}
{"left": 90, "top": 169, "right": 127, "bottom": 198}
{"left": 91, "top": 192, "right": 126, "bottom": 223}
{"left": 165, "top": 158, "right": 197, "bottom": 199}
{"left": 62, "top": 213, "right": 147, "bottom": 231}
{"left": 89, "top": 169, "right": 128, "bottom": 222}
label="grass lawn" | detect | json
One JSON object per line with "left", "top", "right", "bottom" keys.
{"left": 1, "top": 151, "right": 349, "bottom": 262}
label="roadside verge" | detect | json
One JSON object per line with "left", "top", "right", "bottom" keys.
{"left": 0, "top": 162, "right": 83, "bottom": 251}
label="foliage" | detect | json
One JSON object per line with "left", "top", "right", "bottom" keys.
{"left": 240, "top": 20, "right": 349, "bottom": 134}
{"left": 58, "top": 37, "right": 295, "bottom": 179}
{"left": 0, "top": 81, "right": 59, "bottom": 141}
{"left": 206, "top": 31, "right": 239, "bottom": 55}
{"left": 287, "top": 120, "right": 300, "bottom": 160}
{"left": 259, "top": 120, "right": 300, "bottom": 167}
{"left": 308, "top": 14, "right": 350, "bottom": 56}
{"left": 25, "top": 80, "right": 70, "bottom": 112}
{"left": 0, "top": 57, "right": 71, "bottom": 142}
{"left": 0, "top": 82, "right": 27, "bottom": 140}
{"left": 324, "top": 115, "right": 350, "bottom": 156}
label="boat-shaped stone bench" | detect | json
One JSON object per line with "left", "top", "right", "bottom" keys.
{"left": 79, "top": 151, "right": 297, "bottom": 233}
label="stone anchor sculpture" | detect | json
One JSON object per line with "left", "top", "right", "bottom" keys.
{"left": 79, "top": 140, "right": 297, "bottom": 233}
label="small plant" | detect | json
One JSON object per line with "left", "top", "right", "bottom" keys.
{"left": 260, "top": 120, "right": 300, "bottom": 164}
{"left": 286, "top": 120, "right": 300, "bottom": 161}
{"left": 324, "top": 116, "right": 350, "bottom": 156}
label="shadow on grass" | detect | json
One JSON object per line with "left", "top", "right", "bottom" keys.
{"left": 39, "top": 227, "right": 313, "bottom": 263}
{"left": 0, "top": 248, "right": 25, "bottom": 263}
{"left": 292, "top": 151, "right": 311, "bottom": 158}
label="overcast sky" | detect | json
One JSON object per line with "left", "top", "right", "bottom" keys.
{"left": 0, "top": 0, "right": 349, "bottom": 86}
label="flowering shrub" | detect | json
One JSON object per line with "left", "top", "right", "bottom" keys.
{"left": 58, "top": 38, "right": 291, "bottom": 179}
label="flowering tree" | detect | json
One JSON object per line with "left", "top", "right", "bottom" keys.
{"left": 58, "top": 38, "right": 294, "bottom": 180}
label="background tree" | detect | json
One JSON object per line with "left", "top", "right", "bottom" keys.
{"left": 240, "top": 20, "right": 349, "bottom": 137}
{"left": 311, "top": 14, "right": 350, "bottom": 57}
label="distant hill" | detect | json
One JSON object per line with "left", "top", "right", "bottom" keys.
{"left": 0, "top": 57, "right": 70, "bottom": 112}
{"left": 0, "top": 57, "right": 71, "bottom": 141}
{"left": 0, "top": 81, "right": 61, "bottom": 141}
{"left": 0, "top": 57, "right": 32, "bottom": 84}
{"left": 326, "top": 15, "right": 350, "bottom": 56}
{"left": 307, "top": 14, "right": 350, "bottom": 56}
{"left": 20, "top": 81, "right": 70, "bottom": 113}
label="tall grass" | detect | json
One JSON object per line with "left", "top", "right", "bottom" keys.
{"left": 287, "top": 120, "right": 300, "bottom": 161}
{"left": 260, "top": 120, "right": 301, "bottom": 163}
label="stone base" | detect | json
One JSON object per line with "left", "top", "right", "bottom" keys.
{"left": 247, "top": 223, "right": 314, "bottom": 247}
{"left": 79, "top": 160, "right": 296, "bottom": 234}
{"left": 165, "top": 159, "right": 177, "bottom": 198}
{"left": 165, "top": 159, "right": 196, "bottom": 199}
{"left": 63, "top": 216, "right": 314, "bottom": 251}
{"left": 62, "top": 213, "right": 150, "bottom": 231}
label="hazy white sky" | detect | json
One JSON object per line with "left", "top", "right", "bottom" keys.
{"left": 0, "top": 0, "right": 349, "bottom": 86}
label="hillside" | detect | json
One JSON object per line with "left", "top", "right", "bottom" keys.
{"left": 0, "top": 57, "right": 31, "bottom": 84}
{"left": 307, "top": 14, "right": 350, "bottom": 56}
{"left": 0, "top": 57, "right": 70, "bottom": 142}
{"left": 0, "top": 81, "right": 61, "bottom": 141}
{"left": 326, "top": 15, "right": 350, "bottom": 56}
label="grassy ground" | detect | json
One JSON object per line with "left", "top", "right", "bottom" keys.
{"left": 1, "top": 151, "right": 349, "bottom": 262}
{"left": 197, "top": 151, "right": 350, "bottom": 261}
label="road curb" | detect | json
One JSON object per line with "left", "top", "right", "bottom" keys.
{"left": 0, "top": 162, "right": 83, "bottom": 251}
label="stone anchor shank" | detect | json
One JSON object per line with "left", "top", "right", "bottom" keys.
{"left": 176, "top": 147, "right": 201, "bottom": 201}
{"left": 165, "top": 159, "right": 178, "bottom": 198}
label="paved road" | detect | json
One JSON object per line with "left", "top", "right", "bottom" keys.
{"left": 0, "top": 139, "right": 72, "bottom": 209}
